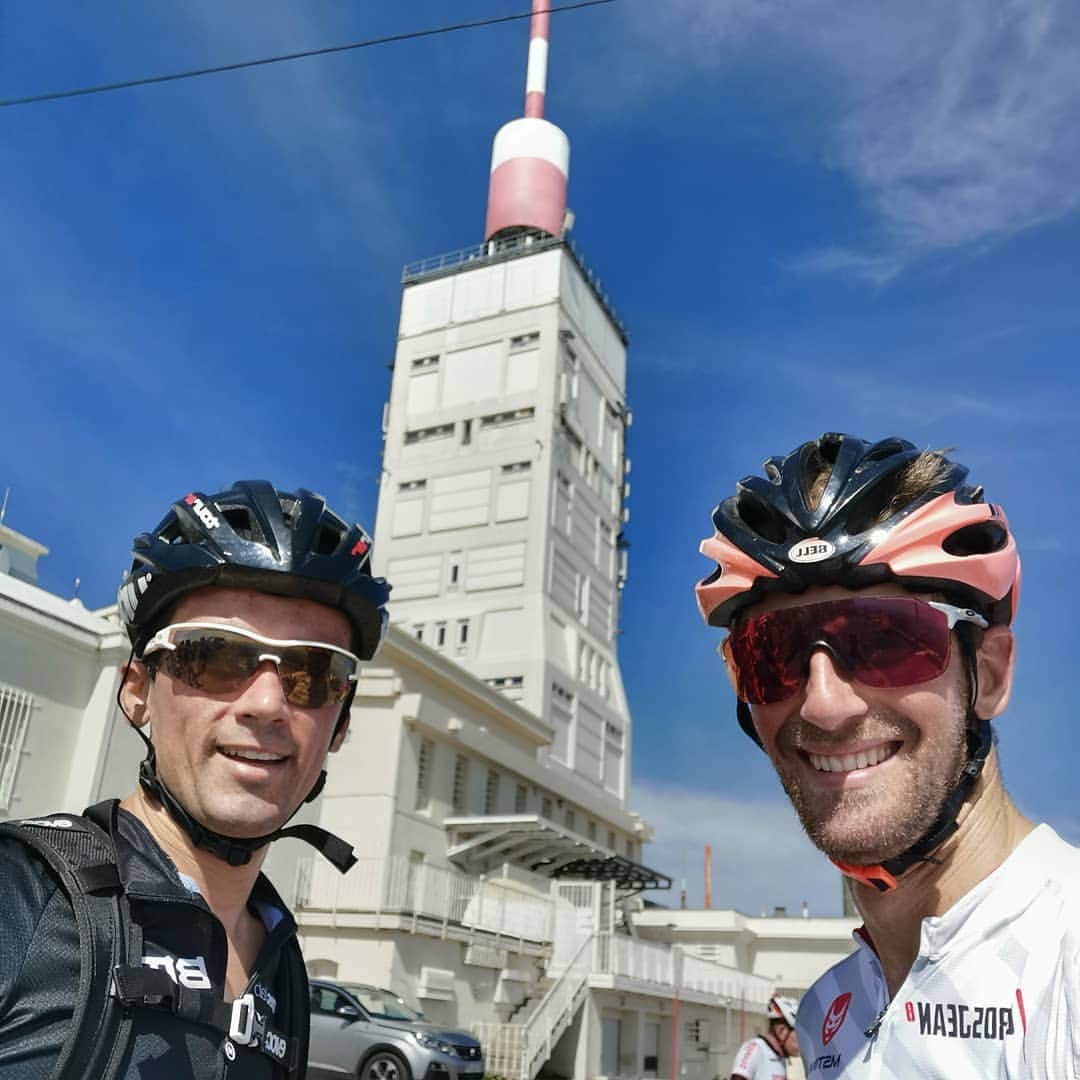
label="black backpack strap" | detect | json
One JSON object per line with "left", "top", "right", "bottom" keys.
{"left": 110, "top": 912, "right": 305, "bottom": 1075}
{"left": 0, "top": 800, "right": 133, "bottom": 1080}
{"left": 277, "top": 936, "right": 311, "bottom": 1078}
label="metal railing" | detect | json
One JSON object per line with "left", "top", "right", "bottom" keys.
{"left": 0, "top": 683, "right": 34, "bottom": 811}
{"left": 473, "top": 930, "right": 773, "bottom": 1080}
{"left": 401, "top": 231, "right": 628, "bottom": 341}
{"left": 681, "top": 950, "right": 773, "bottom": 1009}
{"left": 594, "top": 934, "right": 773, "bottom": 1010}
{"left": 475, "top": 933, "right": 594, "bottom": 1080}
{"left": 295, "top": 854, "right": 554, "bottom": 945}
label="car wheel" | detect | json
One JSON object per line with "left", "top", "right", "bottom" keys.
{"left": 358, "top": 1050, "right": 412, "bottom": 1080}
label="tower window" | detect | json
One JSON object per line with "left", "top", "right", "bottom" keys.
{"left": 452, "top": 754, "right": 470, "bottom": 814}
{"left": 484, "top": 768, "right": 500, "bottom": 815}
{"left": 509, "top": 331, "right": 540, "bottom": 350}
{"left": 415, "top": 738, "right": 435, "bottom": 811}
{"left": 480, "top": 407, "right": 535, "bottom": 428}
{"left": 405, "top": 423, "right": 454, "bottom": 445}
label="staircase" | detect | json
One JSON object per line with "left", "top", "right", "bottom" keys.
{"left": 474, "top": 934, "right": 593, "bottom": 1080}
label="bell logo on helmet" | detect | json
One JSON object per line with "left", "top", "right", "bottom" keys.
{"left": 350, "top": 538, "right": 369, "bottom": 557}
{"left": 183, "top": 493, "right": 220, "bottom": 530}
{"left": 789, "top": 538, "right": 835, "bottom": 563}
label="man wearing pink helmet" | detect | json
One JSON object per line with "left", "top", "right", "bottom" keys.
{"left": 696, "top": 434, "right": 1080, "bottom": 1078}
{"left": 730, "top": 995, "right": 799, "bottom": 1079}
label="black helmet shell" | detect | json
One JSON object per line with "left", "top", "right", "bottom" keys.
{"left": 118, "top": 480, "right": 389, "bottom": 658}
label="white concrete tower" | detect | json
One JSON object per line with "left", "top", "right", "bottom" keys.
{"left": 372, "top": 1, "right": 633, "bottom": 810}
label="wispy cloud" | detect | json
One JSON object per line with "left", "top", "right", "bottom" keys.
{"left": 171, "top": 1, "right": 411, "bottom": 266}
{"left": 620, "top": 0, "right": 1080, "bottom": 278}
{"left": 782, "top": 247, "right": 905, "bottom": 286}
{"left": 633, "top": 780, "right": 845, "bottom": 916}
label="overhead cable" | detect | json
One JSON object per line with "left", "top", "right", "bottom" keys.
{"left": 0, "top": 0, "right": 614, "bottom": 109}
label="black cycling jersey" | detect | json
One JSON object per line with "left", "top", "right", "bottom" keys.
{"left": 0, "top": 805, "right": 309, "bottom": 1079}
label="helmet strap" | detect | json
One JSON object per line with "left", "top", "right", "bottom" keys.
{"left": 835, "top": 622, "right": 991, "bottom": 891}
{"left": 136, "top": 749, "right": 356, "bottom": 872}
{"left": 733, "top": 620, "right": 995, "bottom": 893}
{"left": 835, "top": 721, "right": 991, "bottom": 892}
{"left": 736, "top": 699, "right": 763, "bottom": 747}
{"left": 118, "top": 654, "right": 356, "bottom": 873}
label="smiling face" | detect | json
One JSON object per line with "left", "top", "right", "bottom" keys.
{"left": 130, "top": 586, "right": 353, "bottom": 840}
{"left": 742, "top": 584, "right": 979, "bottom": 866}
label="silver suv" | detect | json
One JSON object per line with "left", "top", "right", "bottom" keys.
{"left": 307, "top": 979, "right": 485, "bottom": 1080}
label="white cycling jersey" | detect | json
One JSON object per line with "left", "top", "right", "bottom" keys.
{"left": 797, "top": 824, "right": 1080, "bottom": 1078}
{"left": 731, "top": 1035, "right": 787, "bottom": 1079}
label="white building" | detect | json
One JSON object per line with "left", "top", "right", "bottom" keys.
{"left": 0, "top": 521, "right": 136, "bottom": 819}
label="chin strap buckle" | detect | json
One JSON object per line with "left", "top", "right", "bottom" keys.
{"left": 229, "top": 994, "right": 257, "bottom": 1045}
{"left": 832, "top": 860, "right": 899, "bottom": 893}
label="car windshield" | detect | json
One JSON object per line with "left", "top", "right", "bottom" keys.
{"left": 344, "top": 985, "right": 425, "bottom": 1021}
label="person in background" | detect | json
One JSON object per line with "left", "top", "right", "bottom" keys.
{"left": 730, "top": 995, "right": 800, "bottom": 1079}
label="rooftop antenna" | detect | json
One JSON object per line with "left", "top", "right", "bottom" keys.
{"left": 484, "top": 0, "right": 571, "bottom": 243}
{"left": 0, "top": 486, "right": 10, "bottom": 525}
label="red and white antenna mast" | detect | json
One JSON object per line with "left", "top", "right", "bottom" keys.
{"left": 484, "top": 0, "right": 570, "bottom": 242}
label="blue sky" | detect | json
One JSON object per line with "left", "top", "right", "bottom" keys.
{"left": 2, "top": 1, "right": 1078, "bottom": 917}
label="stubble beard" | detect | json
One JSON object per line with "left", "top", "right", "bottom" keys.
{"left": 772, "top": 701, "right": 969, "bottom": 865}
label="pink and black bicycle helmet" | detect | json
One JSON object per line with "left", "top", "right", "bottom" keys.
{"left": 696, "top": 433, "right": 1019, "bottom": 631}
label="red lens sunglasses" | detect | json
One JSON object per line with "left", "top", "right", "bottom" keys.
{"left": 722, "top": 596, "right": 989, "bottom": 706}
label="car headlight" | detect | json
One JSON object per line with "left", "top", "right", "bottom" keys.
{"left": 412, "top": 1031, "right": 458, "bottom": 1056}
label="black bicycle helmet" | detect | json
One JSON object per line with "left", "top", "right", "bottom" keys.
{"left": 117, "top": 480, "right": 391, "bottom": 872}
{"left": 119, "top": 480, "right": 389, "bottom": 658}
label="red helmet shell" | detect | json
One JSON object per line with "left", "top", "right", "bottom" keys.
{"left": 858, "top": 492, "right": 1020, "bottom": 623}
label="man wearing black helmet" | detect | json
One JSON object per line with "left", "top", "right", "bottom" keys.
{"left": 696, "top": 435, "right": 1080, "bottom": 1078}
{"left": 0, "top": 481, "right": 389, "bottom": 1079}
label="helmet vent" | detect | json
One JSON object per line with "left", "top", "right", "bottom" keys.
{"left": 314, "top": 523, "right": 344, "bottom": 556}
{"left": 864, "top": 437, "right": 907, "bottom": 463}
{"left": 737, "top": 491, "right": 789, "bottom": 545}
{"left": 818, "top": 432, "right": 843, "bottom": 463}
{"left": 943, "top": 522, "right": 1007, "bottom": 556}
{"left": 840, "top": 474, "right": 903, "bottom": 537}
{"left": 799, "top": 442, "right": 833, "bottom": 511}
{"left": 279, "top": 497, "right": 302, "bottom": 529}
{"left": 220, "top": 506, "right": 265, "bottom": 544}
{"left": 159, "top": 521, "right": 184, "bottom": 544}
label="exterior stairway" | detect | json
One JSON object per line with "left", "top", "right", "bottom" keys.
{"left": 474, "top": 935, "right": 593, "bottom": 1080}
